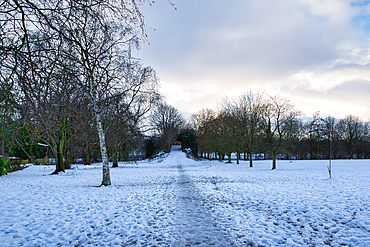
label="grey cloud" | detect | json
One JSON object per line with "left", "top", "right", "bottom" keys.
{"left": 136, "top": 0, "right": 370, "bottom": 119}
{"left": 141, "top": 1, "right": 351, "bottom": 78}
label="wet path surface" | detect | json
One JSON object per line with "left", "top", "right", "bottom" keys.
{"left": 111, "top": 146, "right": 237, "bottom": 246}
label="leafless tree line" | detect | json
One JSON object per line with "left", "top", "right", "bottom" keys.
{"left": 190, "top": 91, "right": 370, "bottom": 170}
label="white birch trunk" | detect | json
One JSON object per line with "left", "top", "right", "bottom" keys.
{"left": 93, "top": 102, "right": 111, "bottom": 186}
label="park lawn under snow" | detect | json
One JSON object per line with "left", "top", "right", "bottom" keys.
{"left": 1, "top": 147, "right": 370, "bottom": 246}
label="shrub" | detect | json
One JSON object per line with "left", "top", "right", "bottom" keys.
{"left": 0, "top": 157, "right": 10, "bottom": 176}
{"left": 145, "top": 138, "right": 157, "bottom": 159}
{"left": 177, "top": 131, "right": 198, "bottom": 157}
{"left": 9, "top": 160, "right": 21, "bottom": 172}
{"left": 10, "top": 160, "right": 21, "bottom": 166}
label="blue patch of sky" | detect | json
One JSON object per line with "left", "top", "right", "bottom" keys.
{"left": 352, "top": 15, "right": 370, "bottom": 32}
{"left": 351, "top": 0, "right": 370, "bottom": 7}
{"left": 351, "top": 1, "right": 370, "bottom": 32}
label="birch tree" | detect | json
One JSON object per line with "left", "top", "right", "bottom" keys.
{"left": 321, "top": 115, "right": 339, "bottom": 178}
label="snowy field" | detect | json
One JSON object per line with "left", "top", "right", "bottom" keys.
{"left": 1, "top": 146, "right": 370, "bottom": 246}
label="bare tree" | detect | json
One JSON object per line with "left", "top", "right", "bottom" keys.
{"left": 281, "top": 117, "right": 304, "bottom": 160}
{"left": 362, "top": 122, "right": 370, "bottom": 158}
{"left": 16, "top": 32, "right": 85, "bottom": 173}
{"left": 337, "top": 115, "right": 364, "bottom": 159}
{"left": 191, "top": 108, "right": 217, "bottom": 159}
{"left": 260, "top": 94, "right": 301, "bottom": 170}
{"left": 203, "top": 112, "right": 233, "bottom": 162}
{"left": 104, "top": 64, "right": 160, "bottom": 167}
{"left": 226, "top": 91, "right": 264, "bottom": 167}
{"left": 320, "top": 115, "right": 339, "bottom": 178}
{"left": 215, "top": 108, "right": 240, "bottom": 163}
{"left": 219, "top": 97, "right": 244, "bottom": 164}
{"left": 150, "top": 102, "right": 185, "bottom": 152}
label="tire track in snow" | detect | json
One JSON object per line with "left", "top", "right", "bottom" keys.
{"left": 168, "top": 150, "right": 234, "bottom": 246}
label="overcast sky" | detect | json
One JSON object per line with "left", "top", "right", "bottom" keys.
{"left": 134, "top": 0, "right": 370, "bottom": 120}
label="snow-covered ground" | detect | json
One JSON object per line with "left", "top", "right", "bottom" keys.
{"left": 1, "top": 146, "right": 370, "bottom": 246}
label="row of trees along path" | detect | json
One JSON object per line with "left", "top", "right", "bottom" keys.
{"left": 0, "top": 0, "right": 169, "bottom": 185}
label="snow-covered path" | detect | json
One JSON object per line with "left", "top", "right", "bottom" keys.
{"left": 1, "top": 146, "right": 370, "bottom": 246}
{"left": 166, "top": 147, "right": 233, "bottom": 246}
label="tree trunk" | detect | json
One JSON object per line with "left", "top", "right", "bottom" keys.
{"left": 349, "top": 147, "right": 354, "bottom": 159}
{"left": 2, "top": 128, "right": 7, "bottom": 160}
{"left": 218, "top": 152, "right": 222, "bottom": 161}
{"left": 51, "top": 139, "right": 65, "bottom": 174}
{"left": 226, "top": 152, "right": 231, "bottom": 163}
{"left": 52, "top": 146, "right": 64, "bottom": 174}
{"left": 112, "top": 152, "right": 118, "bottom": 167}
{"left": 64, "top": 150, "right": 71, "bottom": 169}
{"left": 58, "top": 149, "right": 64, "bottom": 170}
{"left": 94, "top": 103, "right": 111, "bottom": 186}
{"left": 249, "top": 151, "right": 253, "bottom": 167}
{"left": 317, "top": 141, "right": 320, "bottom": 160}
{"left": 85, "top": 144, "right": 91, "bottom": 165}
{"left": 2, "top": 106, "right": 9, "bottom": 160}
{"left": 272, "top": 152, "right": 277, "bottom": 170}
{"left": 236, "top": 152, "right": 240, "bottom": 165}
{"left": 228, "top": 153, "right": 232, "bottom": 163}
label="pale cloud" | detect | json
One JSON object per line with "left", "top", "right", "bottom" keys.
{"left": 286, "top": 94, "right": 369, "bottom": 119}
{"left": 297, "top": 0, "right": 352, "bottom": 19}
{"left": 136, "top": 0, "right": 370, "bottom": 120}
{"left": 290, "top": 67, "right": 370, "bottom": 93}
